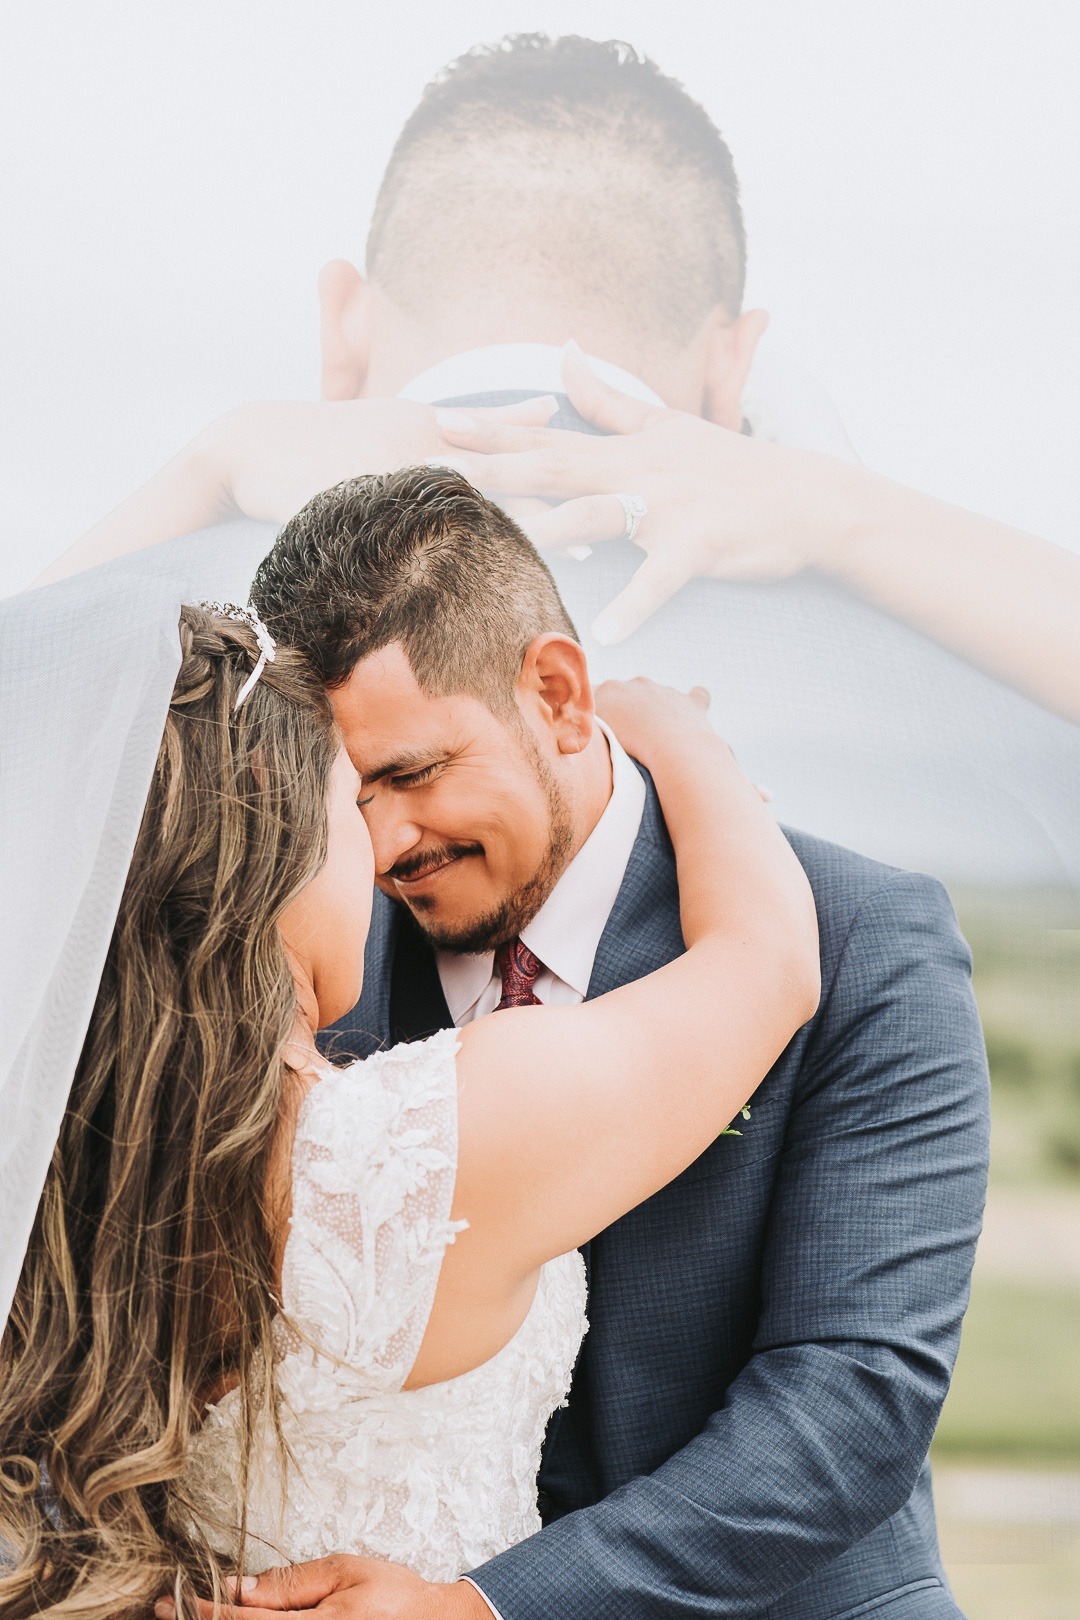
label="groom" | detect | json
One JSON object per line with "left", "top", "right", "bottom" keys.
{"left": 244, "top": 465, "right": 990, "bottom": 1620}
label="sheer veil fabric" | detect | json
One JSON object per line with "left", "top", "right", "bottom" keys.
{"left": 0, "top": 521, "right": 273, "bottom": 1329}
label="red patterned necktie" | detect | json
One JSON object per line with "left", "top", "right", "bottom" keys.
{"left": 494, "top": 938, "right": 543, "bottom": 1010}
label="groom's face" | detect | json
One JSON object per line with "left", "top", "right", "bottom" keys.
{"left": 330, "top": 641, "right": 574, "bottom": 953}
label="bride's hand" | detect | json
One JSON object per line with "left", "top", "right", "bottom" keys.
{"left": 38, "top": 393, "right": 561, "bottom": 586}
{"left": 433, "top": 344, "right": 863, "bottom": 645}
{"left": 597, "top": 677, "right": 771, "bottom": 801}
{"left": 212, "top": 393, "right": 561, "bottom": 525}
{"left": 595, "top": 677, "right": 716, "bottom": 765}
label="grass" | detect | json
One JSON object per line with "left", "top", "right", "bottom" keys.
{"left": 950, "top": 887, "right": 1080, "bottom": 1190}
{"left": 931, "top": 889, "right": 1080, "bottom": 1471}
{"left": 933, "top": 1279, "right": 1080, "bottom": 1463}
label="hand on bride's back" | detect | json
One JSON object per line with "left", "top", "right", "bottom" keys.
{"left": 165, "top": 1551, "right": 486, "bottom": 1619}
{"left": 595, "top": 677, "right": 716, "bottom": 765}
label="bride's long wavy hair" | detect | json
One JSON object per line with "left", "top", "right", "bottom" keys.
{"left": 0, "top": 606, "right": 339, "bottom": 1619}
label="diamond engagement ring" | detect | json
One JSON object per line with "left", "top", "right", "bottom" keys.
{"left": 615, "top": 493, "right": 647, "bottom": 545}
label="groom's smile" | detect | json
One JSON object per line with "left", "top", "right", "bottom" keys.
{"left": 389, "top": 839, "right": 486, "bottom": 896}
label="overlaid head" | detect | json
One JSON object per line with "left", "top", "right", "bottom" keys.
{"left": 319, "top": 33, "right": 767, "bottom": 422}
{"left": 252, "top": 466, "right": 613, "bottom": 953}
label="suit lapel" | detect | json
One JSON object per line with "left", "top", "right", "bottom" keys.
{"left": 587, "top": 765, "right": 684, "bottom": 1001}
{"left": 317, "top": 890, "right": 452, "bottom": 1059}
{"left": 389, "top": 911, "right": 454, "bottom": 1042}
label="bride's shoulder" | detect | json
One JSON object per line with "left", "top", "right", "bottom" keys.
{"left": 298, "top": 1027, "right": 461, "bottom": 1145}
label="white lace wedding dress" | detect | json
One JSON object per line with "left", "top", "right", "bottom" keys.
{"left": 183, "top": 1028, "right": 588, "bottom": 1581}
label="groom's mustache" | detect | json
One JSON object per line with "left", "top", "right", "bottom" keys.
{"left": 389, "top": 842, "right": 485, "bottom": 884}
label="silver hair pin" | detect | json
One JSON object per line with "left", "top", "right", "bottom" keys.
{"left": 197, "top": 601, "right": 278, "bottom": 708}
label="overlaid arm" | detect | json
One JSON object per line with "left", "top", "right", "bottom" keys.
{"left": 436, "top": 350, "right": 1080, "bottom": 723}
{"left": 35, "top": 396, "right": 558, "bottom": 587}
{"left": 468, "top": 871, "right": 990, "bottom": 1619}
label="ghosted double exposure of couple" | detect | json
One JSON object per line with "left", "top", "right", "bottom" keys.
{"left": 6, "top": 29, "right": 1078, "bottom": 1620}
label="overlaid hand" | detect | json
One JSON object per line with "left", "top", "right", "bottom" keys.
{"left": 156, "top": 1555, "right": 490, "bottom": 1620}
{"left": 435, "top": 343, "right": 861, "bottom": 644}
{"left": 216, "top": 394, "right": 561, "bottom": 527}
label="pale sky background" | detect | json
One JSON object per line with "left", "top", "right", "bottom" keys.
{"left": 2, "top": 0, "right": 1079, "bottom": 595}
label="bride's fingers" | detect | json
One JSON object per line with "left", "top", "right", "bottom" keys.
{"left": 591, "top": 553, "right": 695, "bottom": 646}
{"left": 436, "top": 415, "right": 571, "bottom": 454}
{"left": 561, "top": 341, "right": 669, "bottom": 436}
{"left": 454, "top": 395, "right": 560, "bottom": 429}
{"left": 427, "top": 446, "right": 615, "bottom": 499}
{"left": 521, "top": 495, "right": 635, "bottom": 551}
{"left": 496, "top": 495, "right": 553, "bottom": 525}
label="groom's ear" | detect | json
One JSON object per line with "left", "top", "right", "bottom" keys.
{"left": 701, "top": 306, "right": 770, "bottom": 430}
{"left": 516, "top": 635, "right": 596, "bottom": 756}
{"left": 318, "top": 260, "right": 373, "bottom": 400}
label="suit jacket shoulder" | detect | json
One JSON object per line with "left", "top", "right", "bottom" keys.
{"left": 780, "top": 823, "right": 961, "bottom": 991}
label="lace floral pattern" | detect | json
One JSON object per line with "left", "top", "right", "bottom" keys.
{"left": 183, "top": 1028, "right": 588, "bottom": 1581}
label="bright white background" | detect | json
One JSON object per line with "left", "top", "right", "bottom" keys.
{"left": 2, "top": 0, "right": 1078, "bottom": 593}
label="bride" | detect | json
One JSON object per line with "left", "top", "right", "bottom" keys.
{"left": 0, "top": 588, "right": 817, "bottom": 1619}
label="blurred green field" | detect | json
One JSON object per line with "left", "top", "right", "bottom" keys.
{"left": 934, "top": 1280, "right": 1080, "bottom": 1462}
{"left": 950, "top": 886, "right": 1080, "bottom": 1191}
{"left": 931, "top": 889, "right": 1080, "bottom": 1617}
{"left": 933, "top": 886, "right": 1080, "bottom": 1466}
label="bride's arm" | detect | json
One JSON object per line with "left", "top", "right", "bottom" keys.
{"left": 436, "top": 351, "right": 1080, "bottom": 725}
{"left": 34, "top": 399, "right": 441, "bottom": 585}
{"left": 450, "top": 681, "right": 818, "bottom": 1284}
{"left": 34, "top": 395, "right": 558, "bottom": 586}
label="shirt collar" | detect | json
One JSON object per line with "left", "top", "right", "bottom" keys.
{"left": 437, "top": 721, "right": 646, "bottom": 1020}
{"left": 520, "top": 721, "right": 646, "bottom": 995}
{"left": 399, "top": 342, "right": 663, "bottom": 408}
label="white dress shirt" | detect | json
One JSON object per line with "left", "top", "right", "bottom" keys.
{"left": 399, "top": 336, "right": 860, "bottom": 462}
{"left": 399, "top": 341, "right": 663, "bottom": 410}
{"left": 437, "top": 720, "right": 646, "bottom": 1024}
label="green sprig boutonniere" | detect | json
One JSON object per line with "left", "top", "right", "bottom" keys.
{"left": 722, "top": 1104, "right": 752, "bottom": 1138}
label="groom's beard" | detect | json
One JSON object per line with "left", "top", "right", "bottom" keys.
{"left": 393, "top": 745, "right": 575, "bottom": 955}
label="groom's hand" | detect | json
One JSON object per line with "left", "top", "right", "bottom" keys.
{"left": 156, "top": 1555, "right": 490, "bottom": 1620}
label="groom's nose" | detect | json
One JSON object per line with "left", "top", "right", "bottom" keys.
{"left": 364, "top": 798, "right": 424, "bottom": 878}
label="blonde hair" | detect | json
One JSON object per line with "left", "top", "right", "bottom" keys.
{"left": 0, "top": 606, "right": 338, "bottom": 1618}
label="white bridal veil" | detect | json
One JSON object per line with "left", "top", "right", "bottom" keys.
{"left": 0, "top": 522, "right": 272, "bottom": 1330}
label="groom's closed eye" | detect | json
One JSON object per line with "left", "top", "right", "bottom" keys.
{"left": 359, "top": 750, "right": 446, "bottom": 787}
{"left": 357, "top": 766, "right": 437, "bottom": 808}
{"left": 389, "top": 762, "right": 442, "bottom": 791}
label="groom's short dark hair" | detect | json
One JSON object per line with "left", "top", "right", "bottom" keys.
{"left": 366, "top": 34, "right": 746, "bottom": 354}
{"left": 251, "top": 466, "right": 579, "bottom": 709}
